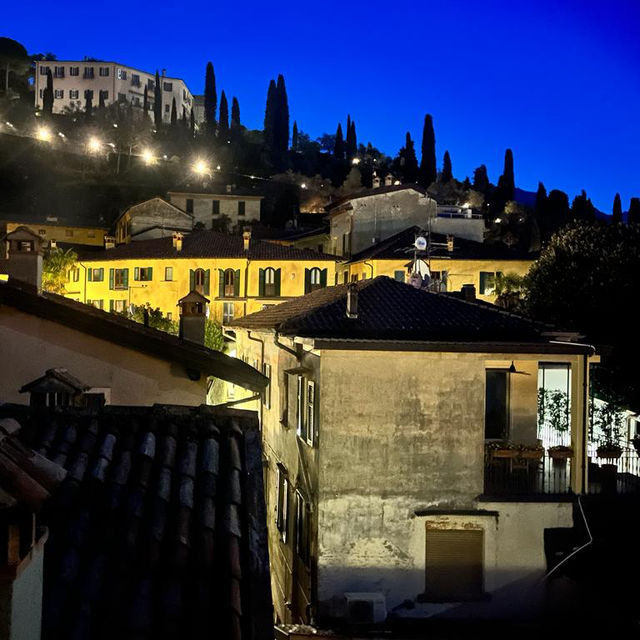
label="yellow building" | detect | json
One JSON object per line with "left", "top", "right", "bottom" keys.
{"left": 339, "top": 225, "right": 535, "bottom": 302}
{"left": 2, "top": 217, "right": 108, "bottom": 248}
{"left": 68, "top": 229, "right": 337, "bottom": 324}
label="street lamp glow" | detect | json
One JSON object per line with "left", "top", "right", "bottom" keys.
{"left": 192, "top": 159, "right": 209, "bottom": 175}
{"left": 141, "top": 149, "right": 154, "bottom": 165}
{"left": 36, "top": 126, "right": 52, "bottom": 142}
{"left": 352, "top": 157, "right": 361, "bottom": 165}
{"left": 300, "top": 183, "right": 307, "bottom": 189}
{"left": 87, "top": 137, "right": 102, "bottom": 153}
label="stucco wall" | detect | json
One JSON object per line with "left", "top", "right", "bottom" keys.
{"left": 167, "top": 194, "right": 261, "bottom": 228}
{"left": 0, "top": 307, "right": 206, "bottom": 406}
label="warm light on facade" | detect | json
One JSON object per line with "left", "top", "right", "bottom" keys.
{"left": 193, "top": 159, "right": 209, "bottom": 175}
{"left": 141, "top": 149, "right": 154, "bottom": 165}
{"left": 36, "top": 126, "right": 52, "bottom": 142}
{"left": 87, "top": 137, "right": 102, "bottom": 153}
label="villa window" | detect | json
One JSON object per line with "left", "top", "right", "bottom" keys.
{"left": 296, "top": 491, "right": 311, "bottom": 565}
{"left": 99, "top": 66, "right": 110, "bottom": 77}
{"left": 424, "top": 528, "right": 484, "bottom": 601}
{"left": 304, "top": 267, "right": 327, "bottom": 294}
{"left": 212, "top": 200, "right": 220, "bottom": 216}
{"left": 238, "top": 201, "right": 246, "bottom": 217}
{"left": 109, "top": 268, "right": 129, "bottom": 290}
{"left": 186, "top": 198, "right": 194, "bottom": 214}
{"left": 219, "top": 268, "right": 239, "bottom": 297}
{"left": 276, "top": 465, "right": 290, "bottom": 543}
{"left": 54, "top": 66, "right": 65, "bottom": 78}
{"left": 479, "top": 271, "right": 503, "bottom": 295}
{"left": 259, "top": 267, "right": 281, "bottom": 297}
{"left": 88, "top": 267, "right": 104, "bottom": 282}
{"left": 190, "top": 268, "right": 210, "bottom": 295}
{"left": 485, "top": 369, "right": 509, "bottom": 440}
{"left": 296, "top": 376, "right": 316, "bottom": 446}
{"left": 134, "top": 267, "right": 153, "bottom": 281}
{"left": 223, "top": 302, "right": 234, "bottom": 324}
{"left": 70, "top": 67, "right": 79, "bottom": 77}
{"left": 83, "top": 67, "right": 94, "bottom": 79}
{"left": 165, "top": 267, "right": 173, "bottom": 281}
{"left": 262, "top": 362, "right": 271, "bottom": 409}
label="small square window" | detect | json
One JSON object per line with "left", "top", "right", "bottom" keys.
{"left": 165, "top": 267, "right": 173, "bottom": 281}
{"left": 238, "top": 201, "right": 246, "bottom": 216}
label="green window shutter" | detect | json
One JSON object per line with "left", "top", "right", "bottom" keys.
{"left": 190, "top": 269, "right": 195, "bottom": 291}
{"left": 275, "top": 269, "right": 281, "bottom": 296}
{"left": 234, "top": 269, "right": 240, "bottom": 297}
{"left": 259, "top": 269, "right": 265, "bottom": 297}
{"left": 109, "top": 299, "right": 114, "bottom": 312}
{"left": 109, "top": 268, "right": 114, "bottom": 290}
{"left": 148, "top": 267, "right": 153, "bottom": 281}
{"left": 479, "top": 272, "right": 488, "bottom": 294}
{"left": 122, "top": 268, "right": 129, "bottom": 289}
{"left": 218, "top": 269, "right": 225, "bottom": 297}
{"left": 134, "top": 267, "right": 140, "bottom": 281}
{"left": 204, "top": 269, "right": 210, "bottom": 296}
{"left": 320, "top": 268, "right": 327, "bottom": 287}
{"left": 88, "top": 268, "right": 93, "bottom": 282}
{"left": 304, "top": 269, "right": 311, "bottom": 294}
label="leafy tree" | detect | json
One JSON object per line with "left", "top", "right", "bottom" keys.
{"left": 218, "top": 90, "right": 229, "bottom": 134}
{"left": 204, "top": 61, "right": 217, "bottom": 131}
{"left": 334, "top": 123, "right": 345, "bottom": 159}
{"left": 0, "top": 37, "right": 30, "bottom": 94}
{"left": 472, "top": 164, "right": 490, "bottom": 193}
{"left": 612, "top": 193, "right": 623, "bottom": 224}
{"left": 125, "top": 303, "right": 178, "bottom": 334}
{"left": 42, "top": 68, "right": 54, "bottom": 115}
{"left": 153, "top": 70, "right": 162, "bottom": 128}
{"left": 292, "top": 120, "right": 298, "bottom": 151}
{"left": 170, "top": 97, "right": 177, "bottom": 126}
{"left": 419, "top": 114, "right": 437, "bottom": 187}
{"left": 231, "top": 96, "right": 241, "bottom": 130}
{"left": 628, "top": 197, "right": 640, "bottom": 224}
{"left": 570, "top": 190, "right": 596, "bottom": 222}
{"left": 204, "top": 319, "right": 225, "bottom": 351}
{"left": 317, "top": 132, "right": 336, "bottom": 153}
{"left": 494, "top": 272, "right": 526, "bottom": 312}
{"left": 441, "top": 150, "right": 453, "bottom": 183}
{"left": 42, "top": 247, "right": 78, "bottom": 294}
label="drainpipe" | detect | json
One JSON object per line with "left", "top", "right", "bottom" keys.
{"left": 364, "top": 260, "right": 374, "bottom": 279}
{"left": 247, "top": 330, "right": 264, "bottom": 427}
{"left": 582, "top": 352, "right": 589, "bottom": 493}
{"left": 213, "top": 393, "right": 261, "bottom": 408}
{"left": 78, "top": 261, "right": 88, "bottom": 304}
{"left": 274, "top": 330, "right": 301, "bottom": 360}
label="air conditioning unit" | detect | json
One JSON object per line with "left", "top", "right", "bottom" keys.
{"left": 343, "top": 592, "right": 386, "bottom": 625}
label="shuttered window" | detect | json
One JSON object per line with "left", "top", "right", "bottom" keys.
{"left": 425, "top": 529, "right": 483, "bottom": 601}
{"left": 259, "top": 267, "right": 281, "bottom": 297}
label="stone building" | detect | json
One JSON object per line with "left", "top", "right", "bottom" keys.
{"left": 231, "top": 277, "right": 596, "bottom": 625}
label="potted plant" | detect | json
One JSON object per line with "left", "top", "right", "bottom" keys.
{"left": 486, "top": 440, "right": 519, "bottom": 459}
{"left": 632, "top": 435, "right": 640, "bottom": 456}
{"left": 593, "top": 401, "right": 624, "bottom": 460}
{"left": 539, "top": 388, "right": 574, "bottom": 459}
{"left": 519, "top": 444, "right": 545, "bottom": 460}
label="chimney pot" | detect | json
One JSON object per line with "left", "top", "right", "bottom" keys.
{"left": 104, "top": 235, "right": 115, "bottom": 250}
{"left": 384, "top": 174, "right": 393, "bottom": 186}
{"left": 447, "top": 235, "right": 454, "bottom": 252}
{"left": 242, "top": 228, "right": 251, "bottom": 251}
{"left": 172, "top": 232, "right": 183, "bottom": 252}
{"left": 372, "top": 176, "right": 381, "bottom": 188}
{"left": 461, "top": 284, "right": 476, "bottom": 301}
{"left": 346, "top": 282, "right": 358, "bottom": 319}
{"left": 226, "top": 184, "right": 232, "bottom": 193}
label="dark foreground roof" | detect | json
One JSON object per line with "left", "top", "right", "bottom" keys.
{"left": 0, "top": 280, "right": 266, "bottom": 392}
{"left": 0, "top": 403, "right": 273, "bottom": 640}
{"left": 77, "top": 230, "right": 336, "bottom": 262}
{"left": 232, "top": 276, "right": 588, "bottom": 351}
{"left": 347, "top": 226, "right": 538, "bottom": 263}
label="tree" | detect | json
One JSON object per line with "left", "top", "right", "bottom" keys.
{"left": 0, "top": 37, "right": 30, "bottom": 94}
{"left": 628, "top": 198, "right": 640, "bottom": 225}
{"left": 612, "top": 193, "right": 623, "bottom": 224}
{"left": 170, "top": 97, "right": 177, "bottom": 126}
{"left": 204, "top": 61, "right": 217, "bottom": 132}
{"left": 263, "top": 79, "right": 277, "bottom": 150}
{"left": 218, "top": 90, "right": 229, "bottom": 135}
{"left": 494, "top": 272, "right": 526, "bottom": 312}
{"left": 497, "top": 148, "right": 515, "bottom": 203}
{"left": 349, "top": 120, "right": 357, "bottom": 158}
{"left": 42, "top": 68, "right": 54, "bottom": 115}
{"left": 333, "top": 123, "right": 345, "bottom": 159}
{"left": 570, "top": 190, "right": 596, "bottom": 222}
{"left": 399, "top": 132, "right": 419, "bottom": 183}
{"left": 84, "top": 89, "right": 93, "bottom": 120}
{"left": 143, "top": 86, "right": 149, "bottom": 118}
{"left": 153, "top": 70, "right": 162, "bottom": 128}
{"left": 125, "top": 303, "right": 178, "bottom": 334}
{"left": 472, "top": 164, "right": 490, "bottom": 193}
{"left": 204, "top": 319, "right": 225, "bottom": 351}
{"left": 42, "top": 247, "right": 78, "bottom": 294}
{"left": 181, "top": 106, "right": 188, "bottom": 130}
{"left": 291, "top": 121, "right": 298, "bottom": 151}
{"left": 441, "top": 150, "right": 453, "bottom": 183}
{"left": 189, "top": 108, "right": 195, "bottom": 138}
{"left": 275, "top": 74, "right": 289, "bottom": 153}
{"left": 346, "top": 115, "right": 357, "bottom": 160}
{"left": 419, "top": 114, "right": 437, "bottom": 187}
{"left": 231, "top": 96, "right": 241, "bottom": 130}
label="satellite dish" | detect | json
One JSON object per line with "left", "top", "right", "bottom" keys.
{"left": 412, "top": 259, "right": 430, "bottom": 278}
{"left": 414, "top": 236, "right": 427, "bottom": 251}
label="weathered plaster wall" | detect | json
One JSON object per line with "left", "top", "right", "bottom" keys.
{"left": 430, "top": 216, "right": 485, "bottom": 243}
{"left": 0, "top": 307, "right": 206, "bottom": 406}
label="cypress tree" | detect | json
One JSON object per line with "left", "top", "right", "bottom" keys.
{"left": 472, "top": 165, "right": 490, "bottom": 192}
{"left": 170, "top": 97, "right": 177, "bottom": 126}
{"left": 263, "top": 79, "right": 277, "bottom": 149}
{"left": 441, "top": 150, "right": 453, "bottom": 183}
{"left": 153, "top": 70, "right": 162, "bottom": 128}
{"left": 571, "top": 190, "right": 596, "bottom": 222}
{"left": 218, "top": 91, "right": 229, "bottom": 134}
{"left": 334, "top": 123, "right": 345, "bottom": 159}
{"left": 350, "top": 120, "right": 357, "bottom": 154}
{"left": 402, "top": 132, "right": 419, "bottom": 183}
{"left": 182, "top": 106, "right": 187, "bottom": 129}
{"left": 497, "top": 148, "right": 515, "bottom": 201}
{"left": 42, "top": 68, "right": 54, "bottom": 115}
{"left": 628, "top": 197, "right": 640, "bottom": 224}
{"left": 84, "top": 90, "right": 93, "bottom": 120}
{"left": 546, "top": 189, "right": 570, "bottom": 228}
{"left": 612, "top": 193, "right": 623, "bottom": 224}
{"left": 419, "top": 114, "right": 437, "bottom": 187}
{"left": 275, "top": 74, "right": 289, "bottom": 153}
{"left": 204, "top": 61, "right": 217, "bottom": 132}
{"left": 346, "top": 115, "right": 357, "bottom": 159}
{"left": 143, "top": 86, "right": 149, "bottom": 118}
{"left": 190, "top": 108, "right": 195, "bottom": 138}
{"left": 292, "top": 121, "right": 298, "bottom": 151}
{"left": 231, "top": 96, "right": 240, "bottom": 130}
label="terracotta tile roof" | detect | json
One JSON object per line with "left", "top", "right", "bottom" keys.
{"left": 78, "top": 230, "right": 336, "bottom": 262}
{"left": 0, "top": 403, "right": 273, "bottom": 639}
{"left": 232, "top": 276, "right": 575, "bottom": 346}
{"left": 346, "top": 226, "right": 538, "bottom": 263}
{"left": 0, "top": 280, "right": 267, "bottom": 393}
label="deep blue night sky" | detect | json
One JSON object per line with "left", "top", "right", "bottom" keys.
{"left": 4, "top": 0, "right": 639, "bottom": 212}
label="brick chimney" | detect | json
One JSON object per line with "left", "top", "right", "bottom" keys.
{"left": 172, "top": 232, "right": 183, "bottom": 252}
{"left": 384, "top": 174, "right": 393, "bottom": 186}
{"left": 447, "top": 235, "right": 454, "bottom": 252}
{"left": 372, "top": 175, "right": 381, "bottom": 188}
{"left": 104, "top": 235, "right": 116, "bottom": 250}
{"left": 461, "top": 284, "right": 476, "bottom": 301}
{"left": 0, "top": 227, "right": 44, "bottom": 292}
{"left": 177, "top": 290, "right": 209, "bottom": 344}
{"left": 243, "top": 228, "right": 251, "bottom": 252}
{"left": 346, "top": 282, "right": 358, "bottom": 319}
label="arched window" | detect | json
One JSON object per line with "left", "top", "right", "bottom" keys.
{"left": 264, "top": 267, "right": 277, "bottom": 297}
{"left": 309, "top": 268, "right": 322, "bottom": 291}
{"left": 224, "top": 268, "right": 235, "bottom": 297}
{"left": 194, "top": 268, "right": 206, "bottom": 293}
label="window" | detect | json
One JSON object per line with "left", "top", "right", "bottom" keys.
{"left": 485, "top": 369, "right": 509, "bottom": 439}
{"left": 99, "top": 66, "right": 110, "bottom": 77}
{"left": 238, "top": 201, "right": 246, "bottom": 217}
{"left": 99, "top": 89, "right": 109, "bottom": 101}
{"left": 276, "top": 466, "right": 290, "bottom": 543}
{"left": 83, "top": 67, "right": 94, "bottom": 79}
{"left": 166, "top": 312, "right": 172, "bottom": 321}
{"left": 263, "top": 363, "right": 271, "bottom": 409}
{"left": 163, "top": 82, "right": 173, "bottom": 91}
{"left": 212, "top": 200, "right": 220, "bottom": 216}
{"left": 164, "top": 104, "right": 170, "bottom": 113}
{"left": 109, "top": 268, "right": 129, "bottom": 290}
{"left": 54, "top": 89, "right": 64, "bottom": 99}
{"left": 425, "top": 528, "right": 483, "bottom": 601}
{"left": 165, "top": 267, "right": 173, "bottom": 281}
{"left": 134, "top": 266, "right": 153, "bottom": 281}
{"left": 72, "top": 268, "right": 80, "bottom": 282}
{"left": 223, "top": 303, "right": 234, "bottom": 324}
{"left": 70, "top": 66, "right": 79, "bottom": 76}
{"left": 38, "top": 229, "right": 46, "bottom": 235}
{"left": 88, "top": 299, "right": 104, "bottom": 310}
{"left": 259, "top": 267, "right": 281, "bottom": 297}
{"left": 479, "top": 271, "right": 503, "bottom": 295}
{"left": 117, "top": 92, "right": 126, "bottom": 102}
{"left": 394, "top": 270, "right": 405, "bottom": 282}
{"left": 39, "top": 89, "right": 43, "bottom": 98}
{"left": 296, "top": 492, "right": 311, "bottom": 565}
{"left": 70, "top": 89, "right": 79, "bottom": 99}
{"left": 431, "top": 270, "right": 448, "bottom": 292}
{"left": 84, "top": 89, "right": 94, "bottom": 100}
{"left": 117, "top": 68, "right": 126, "bottom": 79}
{"left": 131, "top": 74, "right": 140, "bottom": 87}
{"left": 305, "top": 268, "right": 327, "bottom": 294}
{"left": 306, "top": 381, "right": 316, "bottom": 445}
{"left": 186, "top": 198, "right": 194, "bottom": 214}
{"left": 342, "top": 232, "right": 351, "bottom": 257}
{"left": 147, "top": 78, "right": 154, "bottom": 90}
{"left": 189, "top": 268, "right": 210, "bottom": 295}
{"left": 88, "top": 267, "right": 104, "bottom": 282}
{"left": 54, "top": 66, "right": 64, "bottom": 78}
{"left": 39, "top": 66, "right": 48, "bottom": 75}
{"left": 537, "top": 363, "right": 571, "bottom": 446}
{"left": 110, "top": 299, "right": 126, "bottom": 313}
{"left": 220, "top": 268, "right": 239, "bottom": 297}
